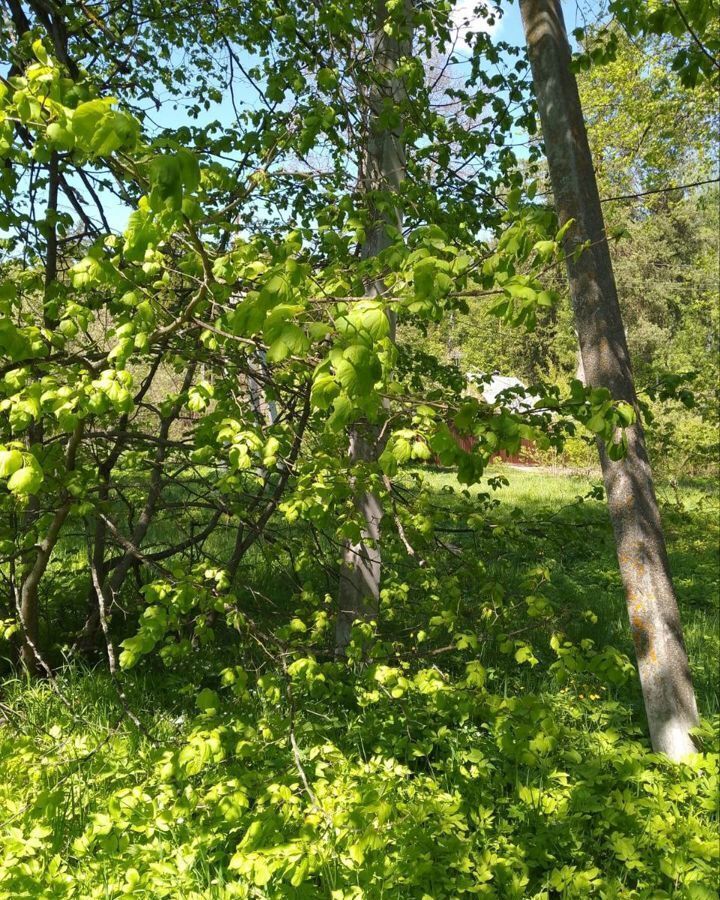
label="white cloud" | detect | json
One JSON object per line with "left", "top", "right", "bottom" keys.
{"left": 450, "top": 1, "right": 502, "bottom": 51}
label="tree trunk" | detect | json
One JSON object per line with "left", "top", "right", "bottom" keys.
{"left": 17, "top": 421, "right": 84, "bottom": 675}
{"left": 519, "top": 0, "right": 699, "bottom": 759}
{"left": 335, "top": 0, "right": 413, "bottom": 653}
{"left": 18, "top": 150, "right": 61, "bottom": 674}
{"left": 247, "top": 350, "right": 277, "bottom": 427}
{"left": 336, "top": 429, "right": 386, "bottom": 652}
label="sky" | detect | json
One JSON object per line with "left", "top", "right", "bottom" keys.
{"left": 95, "top": 1, "right": 528, "bottom": 232}
{"left": 452, "top": 0, "right": 600, "bottom": 52}
{"left": 452, "top": 0, "right": 522, "bottom": 46}
{"left": 57, "top": 1, "right": 597, "bottom": 234}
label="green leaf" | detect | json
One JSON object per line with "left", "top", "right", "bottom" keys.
{"left": 607, "top": 435, "right": 628, "bottom": 461}
{"left": 0, "top": 449, "right": 23, "bottom": 478}
{"left": 260, "top": 273, "right": 290, "bottom": 304}
{"left": 586, "top": 413, "right": 607, "bottom": 434}
{"left": 195, "top": 688, "right": 220, "bottom": 713}
{"left": 378, "top": 447, "right": 398, "bottom": 476}
{"left": 123, "top": 207, "right": 156, "bottom": 262}
{"left": 176, "top": 149, "right": 200, "bottom": 191}
{"left": 505, "top": 282, "right": 537, "bottom": 302}
{"left": 32, "top": 39, "right": 48, "bottom": 64}
{"left": 392, "top": 436, "right": 412, "bottom": 464}
{"left": 46, "top": 122, "right": 75, "bottom": 150}
{"left": 533, "top": 239, "right": 556, "bottom": 260}
{"left": 71, "top": 99, "right": 115, "bottom": 144}
{"left": 88, "top": 110, "right": 138, "bottom": 155}
{"left": 327, "top": 394, "right": 354, "bottom": 431}
{"left": 615, "top": 402, "right": 635, "bottom": 426}
{"left": 334, "top": 344, "right": 381, "bottom": 396}
{"left": 337, "top": 300, "right": 390, "bottom": 342}
{"left": 149, "top": 154, "right": 183, "bottom": 211}
{"left": 317, "top": 67, "right": 338, "bottom": 91}
{"left": 252, "top": 858, "right": 272, "bottom": 886}
{"left": 266, "top": 323, "right": 309, "bottom": 362}
{"left": 465, "top": 660, "right": 486, "bottom": 687}
{"left": 289, "top": 857, "right": 309, "bottom": 887}
{"left": 7, "top": 464, "right": 43, "bottom": 496}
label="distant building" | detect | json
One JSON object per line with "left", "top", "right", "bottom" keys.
{"left": 455, "top": 372, "right": 540, "bottom": 465}
{"left": 466, "top": 371, "right": 540, "bottom": 412}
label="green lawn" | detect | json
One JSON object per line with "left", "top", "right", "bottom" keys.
{"left": 413, "top": 464, "right": 719, "bottom": 714}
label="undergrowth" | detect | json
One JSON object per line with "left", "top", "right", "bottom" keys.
{"left": 1, "top": 468, "right": 718, "bottom": 899}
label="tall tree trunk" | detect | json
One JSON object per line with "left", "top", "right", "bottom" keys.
{"left": 519, "top": 0, "right": 699, "bottom": 759}
{"left": 335, "top": 0, "right": 413, "bottom": 653}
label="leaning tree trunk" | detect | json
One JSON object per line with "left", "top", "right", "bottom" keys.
{"left": 519, "top": 0, "right": 698, "bottom": 759}
{"left": 335, "top": 0, "right": 413, "bottom": 653}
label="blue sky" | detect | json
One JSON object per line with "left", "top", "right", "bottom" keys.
{"left": 67, "top": 1, "right": 596, "bottom": 234}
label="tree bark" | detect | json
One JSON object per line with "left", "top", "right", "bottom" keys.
{"left": 335, "top": 0, "right": 413, "bottom": 653}
{"left": 17, "top": 421, "right": 84, "bottom": 674}
{"left": 519, "top": 0, "right": 699, "bottom": 759}
{"left": 247, "top": 350, "right": 277, "bottom": 427}
{"left": 336, "top": 429, "right": 386, "bottom": 652}
{"left": 17, "top": 150, "right": 61, "bottom": 673}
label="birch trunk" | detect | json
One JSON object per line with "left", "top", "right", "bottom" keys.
{"left": 335, "top": 1, "right": 412, "bottom": 653}
{"left": 519, "top": 0, "right": 699, "bottom": 759}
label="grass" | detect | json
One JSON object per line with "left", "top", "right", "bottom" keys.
{"left": 416, "top": 464, "right": 719, "bottom": 714}
{"left": 0, "top": 466, "right": 718, "bottom": 898}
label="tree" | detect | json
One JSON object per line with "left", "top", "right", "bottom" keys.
{"left": 519, "top": 0, "right": 699, "bottom": 759}
{"left": 0, "top": 0, "right": 550, "bottom": 675}
{"left": 607, "top": 0, "right": 720, "bottom": 90}
{"left": 577, "top": 26, "right": 717, "bottom": 195}
{"left": 335, "top": 0, "right": 413, "bottom": 654}
{"left": 1, "top": 3, "right": 717, "bottom": 893}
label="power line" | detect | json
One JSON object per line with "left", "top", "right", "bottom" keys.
{"left": 600, "top": 177, "right": 720, "bottom": 203}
